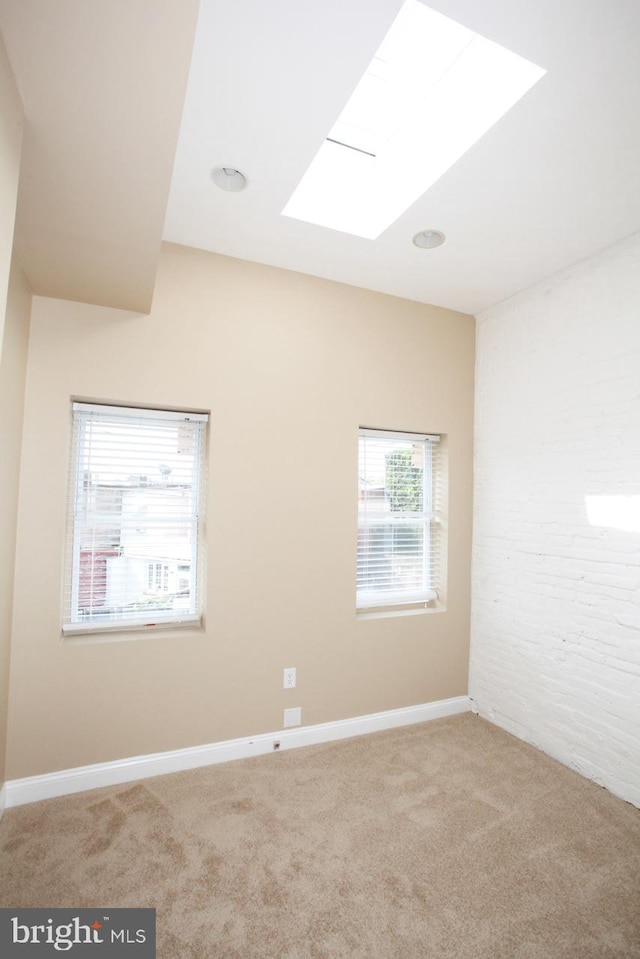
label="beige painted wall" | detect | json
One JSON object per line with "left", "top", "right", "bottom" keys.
{"left": 0, "top": 259, "right": 31, "bottom": 786}
{"left": 7, "top": 243, "right": 474, "bottom": 779}
{"left": 0, "top": 33, "right": 23, "bottom": 355}
{"left": 0, "top": 33, "right": 24, "bottom": 792}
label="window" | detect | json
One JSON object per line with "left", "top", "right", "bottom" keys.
{"left": 357, "top": 428, "right": 442, "bottom": 612}
{"left": 63, "top": 403, "right": 208, "bottom": 635}
{"left": 147, "top": 562, "right": 171, "bottom": 593}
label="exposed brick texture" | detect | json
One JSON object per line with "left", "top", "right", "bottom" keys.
{"left": 471, "top": 233, "right": 640, "bottom": 807}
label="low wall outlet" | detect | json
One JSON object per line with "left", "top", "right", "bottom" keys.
{"left": 283, "top": 667, "right": 296, "bottom": 689}
{"left": 283, "top": 707, "right": 302, "bottom": 728}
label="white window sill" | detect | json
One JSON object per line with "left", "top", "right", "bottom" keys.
{"left": 356, "top": 604, "right": 444, "bottom": 621}
{"left": 61, "top": 616, "right": 203, "bottom": 644}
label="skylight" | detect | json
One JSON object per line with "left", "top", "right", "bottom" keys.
{"left": 282, "top": 1, "right": 546, "bottom": 239}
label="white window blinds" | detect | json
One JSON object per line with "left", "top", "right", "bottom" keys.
{"left": 357, "top": 428, "right": 442, "bottom": 610}
{"left": 63, "top": 403, "right": 208, "bottom": 634}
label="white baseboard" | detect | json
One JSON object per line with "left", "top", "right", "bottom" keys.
{"left": 5, "top": 695, "right": 470, "bottom": 808}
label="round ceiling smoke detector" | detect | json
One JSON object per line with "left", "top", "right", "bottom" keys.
{"left": 211, "top": 167, "right": 247, "bottom": 192}
{"left": 412, "top": 230, "right": 446, "bottom": 249}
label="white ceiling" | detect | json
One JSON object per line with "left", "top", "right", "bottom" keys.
{"left": 3, "top": 0, "right": 640, "bottom": 315}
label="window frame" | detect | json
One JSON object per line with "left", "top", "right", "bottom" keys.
{"left": 62, "top": 401, "right": 208, "bottom": 637}
{"left": 357, "top": 427, "right": 442, "bottom": 614}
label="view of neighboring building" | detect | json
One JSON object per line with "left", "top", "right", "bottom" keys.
{"left": 65, "top": 404, "right": 206, "bottom": 629}
{"left": 77, "top": 479, "right": 195, "bottom": 621}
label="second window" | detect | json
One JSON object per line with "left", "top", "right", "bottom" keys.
{"left": 357, "top": 428, "right": 442, "bottom": 612}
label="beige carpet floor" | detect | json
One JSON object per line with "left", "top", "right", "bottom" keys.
{"left": 0, "top": 713, "right": 639, "bottom": 958}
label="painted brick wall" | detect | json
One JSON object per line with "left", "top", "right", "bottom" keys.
{"left": 471, "top": 233, "right": 640, "bottom": 807}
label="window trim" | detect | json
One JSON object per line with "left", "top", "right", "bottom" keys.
{"left": 357, "top": 426, "right": 442, "bottom": 614}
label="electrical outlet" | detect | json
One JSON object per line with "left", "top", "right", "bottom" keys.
{"left": 283, "top": 667, "right": 296, "bottom": 689}
{"left": 283, "top": 707, "right": 301, "bottom": 728}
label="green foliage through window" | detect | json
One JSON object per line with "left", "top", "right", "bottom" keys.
{"left": 385, "top": 448, "right": 423, "bottom": 512}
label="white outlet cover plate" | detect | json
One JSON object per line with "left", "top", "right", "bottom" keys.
{"left": 283, "top": 667, "right": 296, "bottom": 689}
{"left": 283, "top": 707, "right": 302, "bottom": 728}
